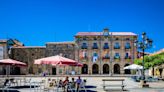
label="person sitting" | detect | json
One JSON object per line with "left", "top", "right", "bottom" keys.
{"left": 71, "top": 78, "right": 76, "bottom": 89}
{"left": 57, "top": 79, "right": 63, "bottom": 88}
{"left": 76, "top": 76, "right": 82, "bottom": 92}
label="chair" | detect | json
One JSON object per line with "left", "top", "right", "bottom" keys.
{"left": 10, "top": 78, "right": 18, "bottom": 86}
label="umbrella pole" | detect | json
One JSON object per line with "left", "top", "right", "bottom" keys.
{"left": 6, "top": 66, "right": 7, "bottom": 78}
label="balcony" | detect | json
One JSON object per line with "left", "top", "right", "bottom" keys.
{"left": 92, "top": 46, "right": 98, "bottom": 49}
{"left": 114, "top": 46, "right": 120, "bottom": 49}
{"left": 125, "top": 46, "right": 131, "bottom": 49}
{"left": 102, "top": 56, "right": 110, "bottom": 59}
{"left": 125, "top": 56, "right": 131, "bottom": 59}
{"left": 81, "top": 46, "right": 88, "bottom": 49}
{"left": 114, "top": 56, "right": 120, "bottom": 60}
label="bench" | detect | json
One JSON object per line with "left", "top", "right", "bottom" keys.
{"left": 102, "top": 79, "right": 126, "bottom": 91}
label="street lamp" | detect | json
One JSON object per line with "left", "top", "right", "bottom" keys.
{"left": 134, "top": 32, "right": 153, "bottom": 87}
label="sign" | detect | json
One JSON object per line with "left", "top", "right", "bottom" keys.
{"left": 0, "top": 46, "right": 3, "bottom": 59}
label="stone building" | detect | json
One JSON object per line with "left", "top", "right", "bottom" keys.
{"left": 0, "top": 39, "right": 24, "bottom": 75}
{"left": 45, "top": 42, "right": 76, "bottom": 75}
{"left": 148, "top": 48, "right": 164, "bottom": 78}
{"left": 5, "top": 28, "right": 138, "bottom": 75}
{"left": 10, "top": 46, "right": 46, "bottom": 75}
{"left": 75, "top": 28, "right": 138, "bottom": 75}
{"left": 10, "top": 42, "right": 76, "bottom": 75}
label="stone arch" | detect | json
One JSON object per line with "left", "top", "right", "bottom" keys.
{"left": 103, "top": 64, "right": 109, "bottom": 74}
{"left": 114, "top": 64, "right": 120, "bottom": 74}
{"left": 124, "top": 64, "right": 131, "bottom": 74}
{"left": 81, "top": 64, "right": 88, "bottom": 74}
{"left": 92, "top": 64, "right": 99, "bottom": 74}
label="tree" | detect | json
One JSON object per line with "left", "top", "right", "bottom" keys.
{"left": 134, "top": 52, "right": 164, "bottom": 69}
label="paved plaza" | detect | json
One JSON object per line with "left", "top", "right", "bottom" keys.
{"left": 1, "top": 76, "right": 163, "bottom": 92}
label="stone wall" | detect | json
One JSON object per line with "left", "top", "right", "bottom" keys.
{"left": 11, "top": 47, "right": 46, "bottom": 75}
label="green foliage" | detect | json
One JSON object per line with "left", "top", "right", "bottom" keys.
{"left": 134, "top": 52, "right": 164, "bottom": 69}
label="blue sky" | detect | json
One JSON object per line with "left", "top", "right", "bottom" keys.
{"left": 0, "top": 0, "right": 164, "bottom": 52}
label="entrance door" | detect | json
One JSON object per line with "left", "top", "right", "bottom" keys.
{"left": 92, "top": 64, "right": 99, "bottom": 74}
{"left": 52, "top": 68, "right": 56, "bottom": 75}
{"left": 103, "top": 64, "right": 109, "bottom": 74}
{"left": 82, "top": 64, "right": 88, "bottom": 74}
{"left": 114, "top": 64, "right": 120, "bottom": 74}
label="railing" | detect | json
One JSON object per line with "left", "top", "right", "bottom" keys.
{"left": 125, "top": 46, "right": 131, "bottom": 49}
{"left": 103, "top": 46, "right": 109, "bottom": 49}
{"left": 114, "top": 46, "right": 120, "bottom": 49}
{"left": 114, "top": 56, "right": 120, "bottom": 60}
{"left": 124, "top": 56, "right": 131, "bottom": 59}
{"left": 81, "top": 46, "right": 88, "bottom": 49}
{"left": 92, "top": 46, "right": 98, "bottom": 49}
{"left": 102, "top": 56, "right": 110, "bottom": 59}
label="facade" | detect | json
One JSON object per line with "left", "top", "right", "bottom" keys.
{"left": 46, "top": 42, "right": 75, "bottom": 59}
{"left": 10, "top": 46, "right": 46, "bottom": 75}
{"left": 45, "top": 42, "right": 76, "bottom": 75}
{"left": 75, "top": 28, "right": 137, "bottom": 74}
{"left": 0, "top": 39, "right": 24, "bottom": 75}
{"left": 149, "top": 48, "right": 164, "bottom": 78}
{"left": 4, "top": 28, "right": 138, "bottom": 75}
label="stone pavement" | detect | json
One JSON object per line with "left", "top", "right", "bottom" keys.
{"left": 1, "top": 76, "right": 164, "bottom": 92}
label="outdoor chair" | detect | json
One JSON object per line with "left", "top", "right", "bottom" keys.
{"left": 10, "top": 78, "right": 18, "bottom": 87}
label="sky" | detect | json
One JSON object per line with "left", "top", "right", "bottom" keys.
{"left": 0, "top": 0, "right": 164, "bottom": 53}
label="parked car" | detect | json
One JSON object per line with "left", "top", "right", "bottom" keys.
{"left": 131, "top": 76, "right": 158, "bottom": 82}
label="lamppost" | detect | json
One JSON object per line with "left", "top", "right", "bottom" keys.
{"left": 134, "top": 32, "right": 153, "bottom": 87}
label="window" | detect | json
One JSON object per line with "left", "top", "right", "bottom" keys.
{"left": 82, "top": 51, "right": 87, "bottom": 58}
{"left": 83, "top": 37, "right": 87, "bottom": 40}
{"left": 125, "top": 53, "right": 128, "bottom": 57}
{"left": 92, "top": 52, "right": 98, "bottom": 62}
{"left": 125, "top": 42, "right": 131, "bottom": 49}
{"left": 93, "top": 52, "right": 98, "bottom": 56}
{"left": 64, "top": 54, "right": 68, "bottom": 58}
{"left": 115, "top": 38, "right": 119, "bottom": 40}
{"left": 94, "top": 37, "right": 97, "bottom": 40}
{"left": 103, "top": 53, "right": 110, "bottom": 59}
{"left": 125, "top": 53, "right": 131, "bottom": 59}
{"left": 114, "top": 42, "right": 120, "bottom": 49}
{"left": 104, "top": 43, "right": 109, "bottom": 49}
{"left": 114, "top": 53, "right": 120, "bottom": 59}
{"left": 32, "top": 53, "right": 34, "bottom": 56}
{"left": 81, "top": 43, "right": 87, "bottom": 49}
{"left": 126, "top": 38, "right": 130, "bottom": 40}
{"left": 92, "top": 43, "right": 98, "bottom": 49}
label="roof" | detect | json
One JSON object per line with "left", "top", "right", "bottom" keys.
{"left": 46, "top": 41, "right": 75, "bottom": 44}
{"left": 75, "top": 32, "right": 137, "bottom": 36}
{"left": 12, "top": 46, "right": 46, "bottom": 49}
{"left": 150, "top": 48, "right": 164, "bottom": 56}
{"left": 0, "top": 39, "right": 7, "bottom": 42}
{"left": 0, "top": 39, "right": 23, "bottom": 46}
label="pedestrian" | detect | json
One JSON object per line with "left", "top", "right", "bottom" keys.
{"left": 76, "top": 76, "right": 82, "bottom": 92}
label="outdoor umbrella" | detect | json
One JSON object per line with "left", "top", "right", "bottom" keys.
{"left": 0, "top": 59, "right": 26, "bottom": 66}
{"left": 34, "top": 55, "right": 79, "bottom": 75}
{"left": 34, "top": 55, "right": 78, "bottom": 65}
{"left": 123, "top": 64, "right": 143, "bottom": 70}
{"left": 0, "top": 59, "right": 27, "bottom": 76}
